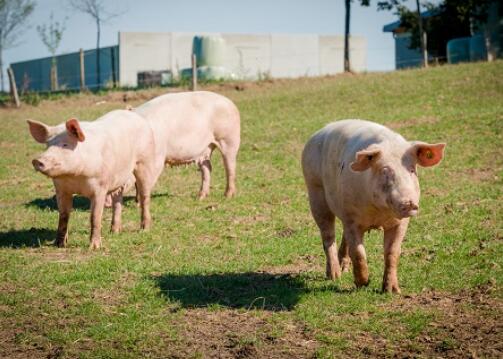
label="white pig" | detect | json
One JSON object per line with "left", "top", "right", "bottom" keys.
{"left": 302, "top": 119, "right": 445, "bottom": 293}
{"left": 28, "top": 110, "right": 156, "bottom": 249}
{"left": 134, "top": 91, "right": 240, "bottom": 199}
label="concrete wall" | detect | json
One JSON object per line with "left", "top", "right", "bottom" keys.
{"left": 119, "top": 32, "right": 367, "bottom": 87}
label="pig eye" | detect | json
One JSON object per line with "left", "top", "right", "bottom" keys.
{"left": 62, "top": 143, "right": 69, "bottom": 148}
{"left": 410, "top": 167, "right": 417, "bottom": 175}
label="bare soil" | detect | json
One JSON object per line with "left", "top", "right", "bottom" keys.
{"left": 348, "top": 284, "right": 503, "bottom": 358}
{"left": 156, "top": 308, "right": 318, "bottom": 359}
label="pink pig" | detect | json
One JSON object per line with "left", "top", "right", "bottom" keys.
{"left": 28, "top": 110, "right": 157, "bottom": 249}
{"left": 302, "top": 120, "right": 445, "bottom": 293}
{"left": 134, "top": 91, "right": 241, "bottom": 199}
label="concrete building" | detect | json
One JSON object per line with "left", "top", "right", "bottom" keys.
{"left": 119, "top": 32, "right": 367, "bottom": 87}
{"left": 11, "top": 32, "right": 367, "bottom": 92}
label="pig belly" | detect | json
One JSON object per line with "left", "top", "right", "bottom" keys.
{"left": 163, "top": 134, "right": 214, "bottom": 165}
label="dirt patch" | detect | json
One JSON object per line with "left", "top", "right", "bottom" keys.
{"left": 350, "top": 285, "right": 503, "bottom": 358}
{"left": 387, "top": 117, "right": 440, "bottom": 129}
{"left": 465, "top": 167, "right": 499, "bottom": 183}
{"left": 157, "top": 309, "right": 317, "bottom": 359}
{"left": 261, "top": 255, "right": 321, "bottom": 276}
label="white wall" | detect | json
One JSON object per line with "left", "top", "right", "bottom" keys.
{"left": 119, "top": 32, "right": 367, "bottom": 87}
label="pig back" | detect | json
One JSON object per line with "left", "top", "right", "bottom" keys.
{"left": 135, "top": 91, "right": 239, "bottom": 162}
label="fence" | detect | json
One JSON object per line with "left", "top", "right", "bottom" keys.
{"left": 11, "top": 46, "right": 119, "bottom": 93}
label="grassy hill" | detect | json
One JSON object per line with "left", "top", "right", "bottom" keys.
{"left": 0, "top": 61, "right": 502, "bottom": 358}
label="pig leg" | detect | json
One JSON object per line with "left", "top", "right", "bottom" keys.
{"left": 133, "top": 165, "right": 153, "bottom": 230}
{"left": 198, "top": 159, "right": 212, "bottom": 200}
{"left": 344, "top": 223, "right": 369, "bottom": 287}
{"left": 307, "top": 185, "right": 341, "bottom": 280}
{"left": 55, "top": 191, "right": 72, "bottom": 247}
{"left": 219, "top": 140, "right": 238, "bottom": 198}
{"left": 110, "top": 192, "right": 123, "bottom": 233}
{"left": 338, "top": 232, "right": 352, "bottom": 273}
{"left": 382, "top": 219, "right": 409, "bottom": 294}
{"left": 104, "top": 194, "right": 113, "bottom": 208}
{"left": 89, "top": 190, "right": 106, "bottom": 249}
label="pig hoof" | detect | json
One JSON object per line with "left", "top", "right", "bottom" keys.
{"left": 326, "top": 271, "right": 341, "bottom": 281}
{"left": 340, "top": 259, "right": 352, "bottom": 273}
{"left": 111, "top": 226, "right": 121, "bottom": 234}
{"left": 141, "top": 222, "right": 151, "bottom": 231}
{"left": 89, "top": 240, "right": 101, "bottom": 250}
{"left": 382, "top": 282, "right": 401, "bottom": 294}
{"left": 198, "top": 192, "right": 208, "bottom": 200}
{"left": 355, "top": 278, "right": 370, "bottom": 288}
{"left": 225, "top": 189, "right": 236, "bottom": 198}
{"left": 55, "top": 240, "right": 66, "bottom": 248}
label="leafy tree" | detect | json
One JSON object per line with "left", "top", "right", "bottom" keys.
{"left": 344, "top": 0, "right": 371, "bottom": 72}
{"left": 0, "top": 0, "right": 35, "bottom": 92}
{"left": 37, "top": 13, "right": 66, "bottom": 91}
{"left": 69, "top": 0, "right": 124, "bottom": 89}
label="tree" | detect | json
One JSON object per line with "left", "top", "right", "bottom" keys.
{"left": 378, "top": 0, "right": 495, "bottom": 65}
{"left": 344, "top": 0, "right": 370, "bottom": 72}
{"left": 378, "top": 0, "right": 428, "bottom": 67}
{"left": 0, "top": 0, "right": 35, "bottom": 92}
{"left": 69, "top": 0, "right": 124, "bottom": 89}
{"left": 37, "top": 13, "right": 66, "bottom": 91}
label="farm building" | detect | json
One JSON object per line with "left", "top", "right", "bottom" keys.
{"left": 10, "top": 32, "right": 367, "bottom": 92}
{"left": 383, "top": 2, "right": 503, "bottom": 69}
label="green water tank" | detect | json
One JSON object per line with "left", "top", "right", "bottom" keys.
{"left": 447, "top": 37, "right": 470, "bottom": 64}
{"left": 192, "top": 35, "right": 226, "bottom": 67}
{"left": 469, "top": 34, "right": 487, "bottom": 61}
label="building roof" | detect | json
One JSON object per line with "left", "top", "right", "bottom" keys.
{"left": 383, "top": 10, "right": 438, "bottom": 33}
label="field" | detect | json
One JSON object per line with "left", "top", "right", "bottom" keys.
{"left": 0, "top": 61, "right": 502, "bottom": 358}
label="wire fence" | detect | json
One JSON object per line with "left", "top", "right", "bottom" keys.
{"left": 11, "top": 46, "right": 119, "bottom": 93}
{"left": 9, "top": 44, "right": 450, "bottom": 92}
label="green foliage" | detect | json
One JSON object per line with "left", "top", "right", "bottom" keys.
{"left": 0, "top": 61, "right": 501, "bottom": 356}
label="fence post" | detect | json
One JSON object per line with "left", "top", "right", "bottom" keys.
{"left": 79, "top": 48, "right": 86, "bottom": 91}
{"left": 111, "top": 47, "right": 117, "bottom": 88}
{"left": 191, "top": 53, "right": 197, "bottom": 91}
{"left": 7, "top": 67, "right": 20, "bottom": 108}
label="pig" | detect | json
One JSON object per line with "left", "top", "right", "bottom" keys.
{"left": 133, "top": 91, "right": 240, "bottom": 199}
{"left": 302, "top": 119, "right": 445, "bottom": 293}
{"left": 27, "top": 110, "right": 157, "bottom": 249}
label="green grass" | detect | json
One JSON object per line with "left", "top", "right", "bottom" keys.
{"left": 0, "top": 61, "right": 502, "bottom": 358}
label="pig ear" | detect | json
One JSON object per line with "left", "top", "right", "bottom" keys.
{"left": 65, "top": 118, "right": 85, "bottom": 142}
{"left": 27, "top": 119, "right": 52, "bottom": 143}
{"left": 410, "top": 142, "right": 446, "bottom": 167}
{"left": 350, "top": 148, "right": 382, "bottom": 172}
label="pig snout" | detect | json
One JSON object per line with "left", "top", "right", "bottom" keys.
{"left": 397, "top": 200, "right": 419, "bottom": 218}
{"left": 32, "top": 157, "right": 58, "bottom": 176}
{"left": 32, "top": 159, "right": 46, "bottom": 172}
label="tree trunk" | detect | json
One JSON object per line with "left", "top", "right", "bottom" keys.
{"left": 96, "top": 19, "right": 101, "bottom": 89}
{"left": 416, "top": 0, "right": 428, "bottom": 68}
{"left": 0, "top": 44, "right": 4, "bottom": 93}
{"left": 50, "top": 57, "right": 58, "bottom": 91}
{"left": 344, "top": 0, "right": 351, "bottom": 72}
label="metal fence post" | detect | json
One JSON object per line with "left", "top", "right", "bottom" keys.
{"left": 80, "top": 49, "right": 86, "bottom": 91}
{"left": 191, "top": 53, "right": 197, "bottom": 91}
{"left": 7, "top": 67, "right": 20, "bottom": 108}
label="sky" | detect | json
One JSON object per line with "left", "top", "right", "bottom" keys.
{"left": 3, "top": 0, "right": 428, "bottom": 82}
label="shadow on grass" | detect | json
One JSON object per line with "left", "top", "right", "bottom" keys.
{"left": 26, "top": 196, "right": 90, "bottom": 211}
{"left": 25, "top": 192, "right": 171, "bottom": 212}
{"left": 153, "top": 272, "right": 351, "bottom": 311}
{"left": 0, "top": 227, "right": 55, "bottom": 248}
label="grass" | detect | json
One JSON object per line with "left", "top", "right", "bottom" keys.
{"left": 0, "top": 61, "right": 502, "bottom": 358}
